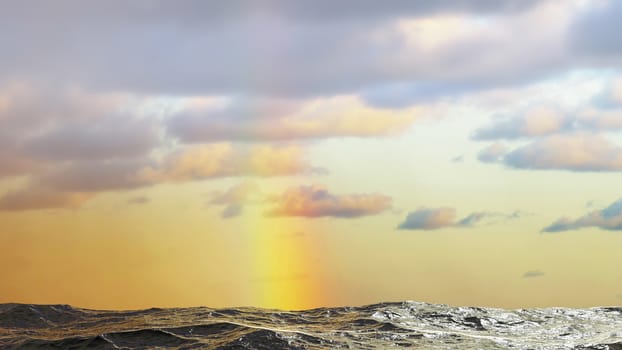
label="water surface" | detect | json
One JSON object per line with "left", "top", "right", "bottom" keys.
{"left": 1, "top": 301, "right": 621, "bottom": 349}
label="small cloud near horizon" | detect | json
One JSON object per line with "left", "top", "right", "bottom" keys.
{"left": 522, "top": 270, "right": 545, "bottom": 278}
{"left": 397, "top": 207, "right": 525, "bottom": 230}
{"left": 127, "top": 196, "right": 150, "bottom": 205}
{"left": 542, "top": 198, "right": 622, "bottom": 232}
{"left": 208, "top": 182, "right": 262, "bottom": 219}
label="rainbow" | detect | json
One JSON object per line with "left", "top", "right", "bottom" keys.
{"left": 241, "top": 213, "right": 332, "bottom": 310}
{"left": 227, "top": 19, "right": 337, "bottom": 310}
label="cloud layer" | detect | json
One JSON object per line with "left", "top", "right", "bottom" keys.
{"left": 0, "top": 143, "right": 321, "bottom": 211}
{"left": 4, "top": 1, "right": 622, "bottom": 213}
{"left": 0, "top": 1, "right": 549, "bottom": 98}
{"left": 167, "top": 96, "right": 420, "bottom": 143}
{"left": 474, "top": 78, "right": 622, "bottom": 173}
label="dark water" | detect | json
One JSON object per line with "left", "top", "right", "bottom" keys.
{"left": 1, "top": 301, "right": 621, "bottom": 349}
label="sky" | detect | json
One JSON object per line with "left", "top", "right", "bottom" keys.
{"left": 1, "top": 0, "right": 622, "bottom": 311}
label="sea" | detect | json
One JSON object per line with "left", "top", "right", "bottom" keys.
{"left": 1, "top": 301, "right": 621, "bottom": 349}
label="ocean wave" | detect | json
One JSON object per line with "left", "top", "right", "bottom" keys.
{"left": 1, "top": 302, "right": 621, "bottom": 349}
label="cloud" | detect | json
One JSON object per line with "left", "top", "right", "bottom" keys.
{"left": 2, "top": 158, "right": 149, "bottom": 210}
{"left": 1, "top": 1, "right": 541, "bottom": 27}
{"left": 522, "top": 270, "right": 545, "bottom": 278}
{"left": 208, "top": 182, "right": 262, "bottom": 219}
{"left": 0, "top": 84, "right": 148, "bottom": 178}
{"left": 3, "top": 139, "right": 320, "bottom": 210}
{"left": 220, "top": 204, "right": 242, "bottom": 219}
{"left": 541, "top": 217, "right": 576, "bottom": 233}
{"left": 144, "top": 143, "right": 321, "bottom": 183}
{"left": 0, "top": 151, "right": 39, "bottom": 178}
{"left": 575, "top": 107, "right": 622, "bottom": 131}
{"left": 0, "top": 141, "right": 324, "bottom": 210}
{"left": 39, "top": 159, "right": 153, "bottom": 192}
{"left": 503, "top": 133, "right": 622, "bottom": 171}
{"left": 473, "top": 98, "right": 622, "bottom": 143}
{"left": 472, "top": 87, "right": 622, "bottom": 172}
{"left": 542, "top": 198, "right": 622, "bottom": 232}
{"left": 265, "top": 185, "right": 391, "bottom": 218}
{"left": 6, "top": 1, "right": 622, "bottom": 212}
{"left": 0, "top": 83, "right": 131, "bottom": 131}
{"left": 209, "top": 182, "right": 392, "bottom": 219}
{"left": 166, "top": 96, "right": 420, "bottom": 143}
{"left": 591, "top": 78, "right": 622, "bottom": 109}
{"left": 397, "top": 207, "right": 522, "bottom": 230}
{"left": 0, "top": 187, "right": 93, "bottom": 211}
{"left": 398, "top": 207, "right": 457, "bottom": 230}
{"left": 477, "top": 142, "right": 508, "bottom": 163}
{"left": 473, "top": 106, "right": 569, "bottom": 140}
{"left": 568, "top": 1, "right": 622, "bottom": 58}
{"left": 0, "top": 1, "right": 566, "bottom": 100}
{"left": 24, "top": 116, "right": 159, "bottom": 161}
{"left": 127, "top": 196, "right": 150, "bottom": 205}
{"left": 456, "top": 212, "right": 494, "bottom": 226}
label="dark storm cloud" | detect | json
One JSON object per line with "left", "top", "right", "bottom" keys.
{"left": 542, "top": 198, "right": 622, "bottom": 232}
